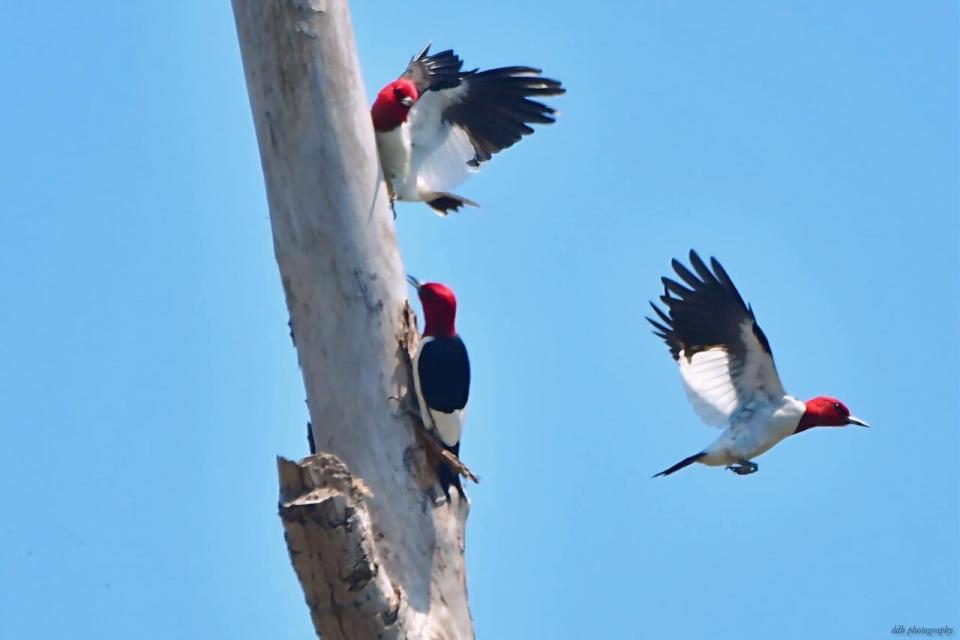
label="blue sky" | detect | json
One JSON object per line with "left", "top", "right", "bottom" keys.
{"left": 1, "top": 2, "right": 956, "bottom": 638}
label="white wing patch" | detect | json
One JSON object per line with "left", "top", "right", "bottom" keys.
{"left": 677, "top": 320, "right": 787, "bottom": 428}
{"left": 407, "top": 88, "right": 478, "bottom": 195}
{"left": 678, "top": 349, "right": 740, "bottom": 426}
{"left": 429, "top": 408, "right": 465, "bottom": 448}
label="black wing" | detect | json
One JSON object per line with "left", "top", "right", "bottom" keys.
{"left": 401, "top": 44, "right": 463, "bottom": 95}
{"left": 648, "top": 250, "right": 772, "bottom": 362}
{"left": 442, "top": 66, "right": 565, "bottom": 165}
{"left": 646, "top": 250, "right": 786, "bottom": 425}
{"left": 417, "top": 337, "right": 470, "bottom": 413}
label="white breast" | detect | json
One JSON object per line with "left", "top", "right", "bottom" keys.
{"left": 375, "top": 124, "right": 418, "bottom": 200}
{"left": 700, "top": 396, "right": 805, "bottom": 466}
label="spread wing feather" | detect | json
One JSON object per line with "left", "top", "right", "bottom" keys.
{"left": 407, "top": 88, "right": 478, "bottom": 193}
{"left": 403, "top": 47, "right": 564, "bottom": 195}
{"left": 442, "top": 67, "right": 565, "bottom": 165}
{"left": 401, "top": 44, "right": 463, "bottom": 95}
{"left": 648, "top": 251, "right": 787, "bottom": 427}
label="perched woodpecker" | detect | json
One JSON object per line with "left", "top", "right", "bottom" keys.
{"left": 407, "top": 275, "right": 471, "bottom": 499}
{"left": 647, "top": 251, "right": 868, "bottom": 477}
{"left": 372, "top": 44, "right": 564, "bottom": 215}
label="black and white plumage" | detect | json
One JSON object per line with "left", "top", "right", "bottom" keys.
{"left": 650, "top": 251, "right": 786, "bottom": 425}
{"left": 371, "top": 44, "right": 565, "bottom": 214}
{"left": 647, "top": 251, "right": 868, "bottom": 477}
{"left": 408, "top": 276, "right": 471, "bottom": 499}
{"left": 413, "top": 335, "right": 470, "bottom": 448}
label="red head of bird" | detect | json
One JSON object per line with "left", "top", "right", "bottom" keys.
{"left": 796, "top": 396, "right": 869, "bottom": 432}
{"left": 407, "top": 275, "right": 457, "bottom": 338}
{"left": 372, "top": 79, "right": 418, "bottom": 132}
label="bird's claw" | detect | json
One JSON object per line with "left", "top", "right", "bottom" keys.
{"left": 388, "top": 188, "right": 398, "bottom": 219}
{"left": 389, "top": 394, "right": 421, "bottom": 420}
{"left": 725, "top": 461, "right": 758, "bottom": 476}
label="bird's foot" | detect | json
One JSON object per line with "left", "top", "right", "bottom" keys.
{"left": 725, "top": 460, "right": 759, "bottom": 476}
{"left": 388, "top": 394, "right": 421, "bottom": 421}
{"left": 388, "top": 189, "right": 398, "bottom": 219}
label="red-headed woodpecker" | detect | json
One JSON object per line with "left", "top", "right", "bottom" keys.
{"left": 372, "top": 44, "right": 565, "bottom": 215}
{"left": 407, "top": 275, "right": 471, "bottom": 499}
{"left": 647, "top": 251, "right": 868, "bottom": 477}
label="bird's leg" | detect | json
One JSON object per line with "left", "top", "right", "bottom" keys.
{"left": 725, "top": 460, "right": 759, "bottom": 475}
{"left": 393, "top": 405, "right": 420, "bottom": 420}
{"left": 387, "top": 184, "right": 398, "bottom": 219}
{"left": 389, "top": 392, "right": 443, "bottom": 445}
{"left": 388, "top": 391, "right": 421, "bottom": 421}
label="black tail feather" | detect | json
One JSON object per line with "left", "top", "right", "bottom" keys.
{"left": 438, "top": 443, "right": 465, "bottom": 503}
{"left": 653, "top": 452, "right": 706, "bottom": 478}
{"left": 426, "top": 192, "right": 479, "bottom": 215}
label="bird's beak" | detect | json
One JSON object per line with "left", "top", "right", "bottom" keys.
{"left": 847, "top": 416, "right": 869, "bottom": 428}
{"left": 406, "top": 274, "right": 422, "bottom": 290}
{"left": 400, "top": 96, "right": 415, "bottom": 108}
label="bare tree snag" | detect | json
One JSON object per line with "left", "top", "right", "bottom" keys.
{"left": 231, "top": 1, "right": 474, "bottom": 638}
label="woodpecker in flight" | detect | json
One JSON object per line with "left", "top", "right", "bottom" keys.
{"left": 647, "top": 251, "right": 868, "bottom": 477}
{"left": 372, "top": 44, "right": 564, "bottom": 215}
{"left": 407, "top": 275, "right": 471, "bottom": 499}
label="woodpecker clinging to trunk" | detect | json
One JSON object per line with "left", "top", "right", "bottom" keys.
{"left": 372, "top": 44, "right": 564, "bottom": 215}
{"left": 407, "top": 275, "right": 471, "bottom": 500}
{"left": 647, "top": 250, "right": 869, "bottom": 477}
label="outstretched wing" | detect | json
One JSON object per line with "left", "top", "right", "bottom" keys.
{"left": 647, "top": 250, "right": 787, "bottom": 427}
{"left": 400, "top": 44, "right": 463, "bottom": 95}
{"left": 443, "top": 67, "right": 564, "bottom": 165}
{"left": 407, "top": 64, "right": 564, "bottom": 193}
{"left": 407, "top": 86, "right": 479, "bottom": 193}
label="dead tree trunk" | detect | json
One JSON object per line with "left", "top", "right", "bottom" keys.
{"left": 231, "top": 1, "right": 474, "bottom": 637}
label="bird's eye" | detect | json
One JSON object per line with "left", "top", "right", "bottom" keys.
{"left": 832, "top": 402, "right": 841, "bottom": 411}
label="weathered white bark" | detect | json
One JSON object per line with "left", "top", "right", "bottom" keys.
{"left": 231, "top": 1, "right": 473, "bottom": 638}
